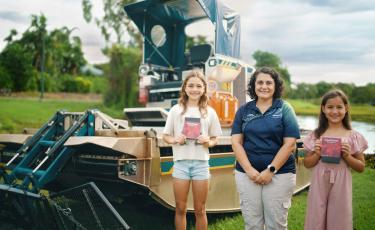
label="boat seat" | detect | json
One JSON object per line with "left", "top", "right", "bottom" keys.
{"left": 186, "top": 44, "right": 214, "bottom": 69}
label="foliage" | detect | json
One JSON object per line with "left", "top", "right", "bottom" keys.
{"left": 59, "top": 76, "right": 92, "bottom": 93}
{"left": 104, "top": 45, "right": 141, "bottom": 108}
{"left": 351, "top": 84, "right": 375, "bottom": 105}
{"left": 365, "top": 154, "right": 375, "bottom": 169}
{"left": 252, "top": 50, "right": 292, "bottom": 95}
{"left": 0, "top": 14, "right": 87, "bottom": 93}
{"left": 252, "top": 50, "right": 291, "bottom": 83}
{"left": 82, "top": 0, "right": 140, "bottom": 47}
{"left": 87, "top": 75, "right": 108, "bottom": 94}
{"left": 289, "top": 82, "right": 375, "bottom": 105}
{"left": 0, "top": 42, "right": 35, "bottom": 91}
{"left": 0, "top": 65, "right": 12, "bottom": 89}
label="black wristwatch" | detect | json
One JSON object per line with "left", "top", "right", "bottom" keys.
{"left": 267, "top": 164, "right": 277, "bottom": 174}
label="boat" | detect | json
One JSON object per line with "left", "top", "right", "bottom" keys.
{"left": 0, "top": 0, "right": 310, "bottom": 228}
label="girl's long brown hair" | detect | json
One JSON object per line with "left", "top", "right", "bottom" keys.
{"left": 179, "top": 70, "right": 208, "bottom": 117}
{"left": 314, "top": 89, "right": 352, "bottom": 138}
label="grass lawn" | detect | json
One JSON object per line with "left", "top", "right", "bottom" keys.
{"left": 205, "top": 168, "right": 375, "bottom": 230}
{"left": 0, "top": 97, "right": 123, "bottom": 133}
{"left": 114, "top": 168, "right": 374, "bottom": 229}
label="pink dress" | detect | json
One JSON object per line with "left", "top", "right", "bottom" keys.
{"left": 303, "top": 130, "right": 368, "bottom": 230}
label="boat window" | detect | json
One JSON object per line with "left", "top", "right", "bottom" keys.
{"left": 151, "top": 25, "right": 166, "bottom": 47}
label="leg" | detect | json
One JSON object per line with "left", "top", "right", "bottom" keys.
{"left": 192, "top": 179, "right": 209, "bottom": 230}
{"left": 326, "top": 169, "right": 352, "bottom": 230}
{"left": 304, "top": 167, "right": 330, "bottom": 230}
{"left": 263, "top": 173, "right": 296, "bottom": 230}
{"left": 235, "top": 170, "right": 264, "bottom": 230}
{"left": 173, "top": 178, "right": 191, "bottom": 230}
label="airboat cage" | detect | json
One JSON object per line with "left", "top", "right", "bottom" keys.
{"left": 124, "top": 0, "right": 241, "bottom": 71}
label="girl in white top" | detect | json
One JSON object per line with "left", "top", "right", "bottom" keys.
{"left": 163, "top": 70, "right": 222, "bottom": 230}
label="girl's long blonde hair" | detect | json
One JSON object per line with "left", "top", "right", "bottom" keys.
{"left": 179, "top": 70, "right": 208, "bottom": 117}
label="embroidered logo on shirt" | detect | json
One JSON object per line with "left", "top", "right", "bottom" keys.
{"left": 271, "top": 108, "right": 282, "bottom": 118}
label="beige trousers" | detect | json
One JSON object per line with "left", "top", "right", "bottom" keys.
{"left": 235, "top": 170, "right": 296, "bottom": 230}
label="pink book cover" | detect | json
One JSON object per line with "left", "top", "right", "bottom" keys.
{"left": 321, "top": 137, "right": 341, "bottom": 164}
{"left": 182, "top": 117, "right": 201, "bottom": 139}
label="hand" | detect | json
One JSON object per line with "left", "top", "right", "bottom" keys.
{"left": 246, "top": 168, "right": 260, "bottom": 182}
{"left": 342, "top": 142, "right": 351, "bottom": 160}
{"left": 314, "top": 139, "right": 322, "bottom": 156}
{"left": 254, "top": 169, "right": 273, "bottom": 185}
{"left": 197, "top": 135, "right": 210, "bottom": 147}
{"left": 174, "top": 134, "right": 186, "bottom": 145}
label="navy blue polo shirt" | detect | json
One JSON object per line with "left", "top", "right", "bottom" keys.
{"left": 231, "top": 99, "right": 300, "bottom": 174}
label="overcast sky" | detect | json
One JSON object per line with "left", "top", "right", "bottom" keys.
{"left": 0, "top": 0, "right": 374, "bottom": 86}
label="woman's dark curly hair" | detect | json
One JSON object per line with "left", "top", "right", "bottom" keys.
{"left": 247, "top": 66, "right": 284, "bottom": 100}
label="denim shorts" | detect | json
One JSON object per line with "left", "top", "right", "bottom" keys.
{"left": 172, "top": 160, "right": 210, "bottom": 180}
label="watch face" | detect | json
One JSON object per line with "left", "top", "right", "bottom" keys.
{"left": 269, "top": 166, "right": 276, "bottom": 173}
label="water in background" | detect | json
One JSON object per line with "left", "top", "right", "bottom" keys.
{"left": 297, "top": 116, "right": 375, "bottom": 154}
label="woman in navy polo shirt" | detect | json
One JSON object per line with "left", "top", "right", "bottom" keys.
{"left": 231, "top": 67, "right": 300, "bottom": 230}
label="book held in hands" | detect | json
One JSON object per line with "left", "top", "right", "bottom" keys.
{"left": 321, "top": 137, "right": 341, "bottom": 164}
{"left": 182, "top": 117, "right": 201, "bottom": 140}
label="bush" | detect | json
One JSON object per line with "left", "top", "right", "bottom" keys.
{"left": 86, "top": 75, "right": 107, "bottom": 94}
{"left": 60, "top": 75, "right": 92, "bottom": 93}
{"left": 0, "top": 42, "right": 34, "bottom": 92}
{"left": 0, "top": 65, "right": 13, "bottom": 89}
{"left": 365, "top": 154, "right": 375, "bottom": 169}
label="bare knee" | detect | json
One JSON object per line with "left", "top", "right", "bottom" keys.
{"left": 175, "top": 202, "right": 187, "bottom": 215}
{"left": 194, "top": 204, "right": 206, "bottom": 217}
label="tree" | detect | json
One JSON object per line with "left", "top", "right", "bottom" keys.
{"left": 0, "top": 42, "right": 34, "bottom": 91}
{"left": 252, "top": 50, "right": 292, "bottom": 95}
{"left": 351, "top": 83, "right": 375, "bottom": 105}
{"left": 16, "top": 14, "right": 86, "bottom": 76}
{"left": 104, "top": 45, "right": 141, "bottom": 108}
{"left": 315, "top": 81, "right": 333, "bottom": 97}
{"left": 82, "top": 0, "right": 143, "bottom": 108}
{"left": 4, "top": 29, "right": 18, "bottom": 43}
{"left": 0, "top": 14, "right": 88, "bottom": 92}
{"left": 49, "top": 27, "right": 86, "bottom": 74}
{"left": 82, "top": 0, "right": 140, "bottom": 47}
{"left": 333, "top": 83, "right": 355, "bottom": 98}
{"left": 289, "top": 83, "right": 318, "bottom": 99}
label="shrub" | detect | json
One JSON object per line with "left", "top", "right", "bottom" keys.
{"left": 60, "top": 75, "right": 92, "bottom": 93}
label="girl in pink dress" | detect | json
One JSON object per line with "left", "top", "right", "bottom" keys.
{"left": 303, "top": 90, "right": 368, "bottom": 230}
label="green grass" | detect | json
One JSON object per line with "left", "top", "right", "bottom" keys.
{"left": 205, "top": 168, "right": 375, "bottom": 230}
{"left": 112, "top": 169, "right": 374, "bottom": 229}
{"left": 287, "top": 99, "right": 375, "bottom": 124}
{"left": 0, "top": 97, "right": 123, "bottom": 133}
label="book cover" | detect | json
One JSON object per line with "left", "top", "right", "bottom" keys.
{"left": 182, "top": 117, "right": 201, "bottom": 140}
{"left": 321, "top": 137, "right": 341, "bottom": 164}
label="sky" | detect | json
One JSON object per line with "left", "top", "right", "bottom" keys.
{"left": 0, "top": 0, "right": 374, "bottom": 86}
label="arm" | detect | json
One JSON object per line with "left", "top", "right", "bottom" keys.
{"left": 257, "top": 137, "right": 297, "bottom": 184}
{"left": 231, "top": 134, "right": 260, "bottom": 181}
{"left": 303, "top": 139, "right": 321, "bottom": 168}
{"left": 162, "top": 134, "right": 186, "bottom": 145}
{"left": 342, "top": 143, "right": 365, "bottom": 172}
{"left": 198, "top": 136, "right": 218, "bottom": 148}
{"left": 270, "top": 137, "right": 297, "bottom": 171}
